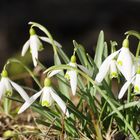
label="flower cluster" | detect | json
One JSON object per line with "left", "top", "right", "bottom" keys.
{"left": 1, "top": 22, "right": 140, "bottom": 125}
{"left": 95, "top": 38, "right": 140, "bottom": 99}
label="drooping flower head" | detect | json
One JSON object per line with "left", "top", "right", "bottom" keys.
{"left": 65, "top": 55, "right": 77, "bottom": 95}
{"left": 48, "top": 54, "right": 78, "bottom": 96}
{"left": 117, "top": 38, "right": 133, "bottom": 81}
{"left": 21, "top": 28, "right": 43, "bottom": 67}
{"left": 95, "top": 38, "right": 134, "bottom": 83}
{"left": 18, "top": 78, "right": 69, "bottom": 117}
{"left": 0, "top": 69, "right": 29, "bottom": 101}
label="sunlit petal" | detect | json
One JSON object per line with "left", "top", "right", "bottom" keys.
{"left": 3, "top": 78, "right": 12, "bottom": 93}
{"left": 118, "top": 76, "right": 135, "bottom": 99}
{"left": 117, "top": 47, "right": 133, "bottom": 81}
{"left": 18, "top": 90, "right": 42, "bottom": 114}
{"left": 0, "top": 81, "right": 5, "bottom": 100}
{"left": 95, "top": 50, "right": 120, "bottom": 83}
{"left": 69, "top": 70, "right": 77, "bottom": 95}
{"left": 40, "top": 87, "right": 53, "bottom": 107}
{"left": 50, "top": 88, "right": 69, "bottom": 117}
{"left": 48, "top": 70, "right": 62, "bottom": 78}
{"left": 30, "top": 35, "right": 38, "bottom": 67}
{"left": 39, "top": 36, "right": 62, "bottom": 48}
{"left": 21, "top": 40, "right": 30, "bottom": 56}
{"left": 110, "top": 60, "right": 118, "bottom": 78}
{"left": 10, "top": 80, "right": 30, "bottom": 101}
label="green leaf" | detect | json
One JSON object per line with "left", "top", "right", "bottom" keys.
{"left": 73, "top": 40, "right": 91, "bottom": 68}
{"left": 57, "top": 47, "right": 69, "bottom": 63}
{"left": 54, "top": 54, "right": 70, "bottom": 98}
{"left": 8, "top": 58, "right": 42, "bottom": 89}
{"left": 94, "top": 30, "right": 104, "bottom": 68}
{"left": 103, "top": 101, "right": 139, "bottom": 121}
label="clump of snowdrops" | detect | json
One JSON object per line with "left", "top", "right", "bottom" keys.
{"left": 1, "top": 22, "right": 140, "bottom": 140}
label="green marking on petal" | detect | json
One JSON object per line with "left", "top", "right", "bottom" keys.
{"left": 117, "top": 60, "right": 123, "bottom": 66}
{"left": 137, "top": 67, "right": 140, "bottom": 74}
{"left": 65, "top": 73, "right": 70, "bottom": 80}
{"left": 41, "top": 101, "right": 50, "bottom": 107}
{"left": 134, "top": 85, "right": 140, "bottom": 93}
{"left": 111, "top": 72, "right": 118, "bottom": 78}
{"left": 5, "top": 90, "right": 12, "bottom": 96}
{"left": 38, "top": 45, "right": 44, "bottom": 51}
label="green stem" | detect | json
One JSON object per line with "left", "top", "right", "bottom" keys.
{"left": 4, "top": 98, "right": 10, "bottom": 115}
{"left": 8, "top": 58, "right": 42, "bottom": 89}
{"left": 45, "top": 65, "right": 139, "bottom": 140}
{"left": 125, "top": 86, "right": 131, "bottom": 132}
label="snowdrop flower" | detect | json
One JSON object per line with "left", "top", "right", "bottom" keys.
{"left": 95, "top": 38, "right": 133, "bottom": 83}
{"left": 18, "top": 78, "right": 69, "bottom": 117}
{"left": 0, "top": 70, "right": 29, "bottom": 101}
{"left": 21, "top": 28, "right": 43, "bottom": 67}
{"left": 64, "top": 55, "right": 77, "bottom": 95}
{"left": 48, "top": 55, "right": 78, "bottom": 96}
{"left": 118, "top": 68, "right": 140, "bottom": 99}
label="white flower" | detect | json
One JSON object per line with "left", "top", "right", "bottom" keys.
{"left": 65, "top": 61, "right": 77, "bottom": 96}
{"left": 118, "top": 68, "right": 140, "bottom": 99}
{"left": 117, "top": 47, "right": 133, "bottom": 81}
{"left": 48, "top": 55, "right": 78, "bottom": 96}
{"left": 95, "top": 38, "right": 133, "bottom": 83}
{"left": 21, "top": 28, "right": 43, "bottom": 67}
{"left": 18, "top": 78, "right": 69, "bottom": 117}
{"left": 0, "top": 70, "right": 30, "bottom": 101}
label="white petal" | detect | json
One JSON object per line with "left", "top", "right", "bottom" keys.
{"left": 21, "top": 40, "right": 30, "bottom": 56}
{"left": 0, "top": 81, "right": 5, "bottom": 100}
{"left": 134, "top": 74, "right": 140, "bottom": 93}
{"left": 18, "top": 90, "right": 42, "bottom": 114}
{"left": 118, "top": 76, "right": 135, "bottom": 99}
{"left": 117, "top": 47, "right": 133, "bottom": 81}
{"left": 68, "top": 70, "right": 77, "bottom": 95}
{"left": 77, "top": 64, "right": 92, "bottom": 76}
{"left": 3, "top": 78, "right": 12, "bottom": 93}
{"left": 40, "top": 87, "right": 53, "bottom": 106}
{"left": 48, "top": 70, "right": 62, "bottom": 78}
{"left": 10, "top": 80, "right": 30, "bottom": 101}
{"left": 110, "top": 60, "right": 118, "bottom": 78}
{"left": 39, "top": 36, "right": 62, "bottom": 48}
{"left": 50, "top": 88, "right": 69, "bottom": 117}
{"left": 30, "top": 35, "right": 38, "bottom": 67}
{"left": 95, "top": 50, "right": 120, "bottom": 83}
{"left": 69, "top": 62, "right": 77, "bottom": 67}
